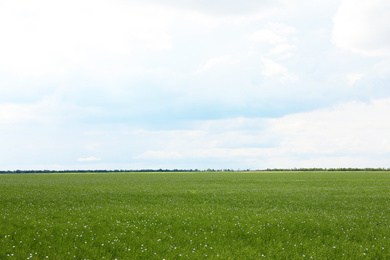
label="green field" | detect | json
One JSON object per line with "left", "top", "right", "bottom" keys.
{"left": 1, "top": 171, "right": 390, "bottom": 259}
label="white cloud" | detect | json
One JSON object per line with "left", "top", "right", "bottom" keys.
{"left": 345, "top": 73, "right": 365, "bottom": 85}
{"left": 268, "top": 44, "right": 297, "bottom": 56}
{"left": 261, "top": 58, "right": 298, "bottom": 82}
{"left": 0, "top": 95, "right": 105, "bottom": 126}
{"left": 373, "top": 59, "right": 390, "bottom": 76}
{"left": 0, "top": 103, "right": 45, "bottom": 124}
{"left": 77, "top": 156, "right": 101, "bottom": 162}
{"left": 267, "top": 22, "right": 298, "bottom": 35}
{"left": 247, "top": 22, "right": 299, "bottom": 83}
{"left": 246, "top": 29, "right": 287, "bottom": 44}
{"left": 270, "top": 98, "right": 390, "bottom": 157}
{"left": 192, "top": 55, "right": 232, "bottom": 74}
{"left": 0, "top": 0, "right": 174, "bottom": 77}
{"left": 332, "top": 0, "right": 390, "bottom": 56}
{"left": 127, "top": 0, "right": 279, "bottom": 16}
{"left": 2, "top": 98, "right": 390, "bottom": 169}
{"left": 135, "top": 150, "right": 182, "bottom": 160}
{"left": 261, "top": 58, "right": 287, "bottom": 76}
{"left": 0, "top": 96, "right": 67, "bottom": 124}
{"left": 246, "top": 22, "right": 297, "bottom": 44}
{"left": 197, "top": 98, "right": 390, "bottom": 168}
{"left": 130, "top": 98, "right": 390, "bottom": 168}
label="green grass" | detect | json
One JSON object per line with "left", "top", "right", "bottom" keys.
{"left": 1, "top": 171, "right": 390, "bottom": 259}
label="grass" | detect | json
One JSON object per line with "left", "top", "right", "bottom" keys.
{"left": 1, "top": 171, "right": 390, "bottom": 259}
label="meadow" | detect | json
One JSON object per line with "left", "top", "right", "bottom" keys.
{"left": 1, "top": 171, "right": 390, "bottom": 259}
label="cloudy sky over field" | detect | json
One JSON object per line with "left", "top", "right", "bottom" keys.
{"left": 1, "top": 0, "right": 390, "bottom": 170}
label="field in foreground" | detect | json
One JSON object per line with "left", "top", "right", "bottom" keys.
{"left": 1, "top": 171, "right": 390, "bottom": 259}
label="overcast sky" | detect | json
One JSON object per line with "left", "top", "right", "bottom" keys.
{"left": 1, "top": 0, "right": 390, "bottom": 170}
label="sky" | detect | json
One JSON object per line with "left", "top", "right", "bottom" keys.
{"left": 1, "top": 0, "right": 390, "bottom": 170}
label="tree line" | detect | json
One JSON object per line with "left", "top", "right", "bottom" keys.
{"left": 264, "top": 168, "right": 390, "bottom": 171}
{"left": 1, "top": 168, "right": 389, "bottom": 174}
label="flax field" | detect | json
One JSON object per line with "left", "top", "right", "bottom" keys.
{"left": 1, "top": 171, "right": 390, "bottom": 259}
